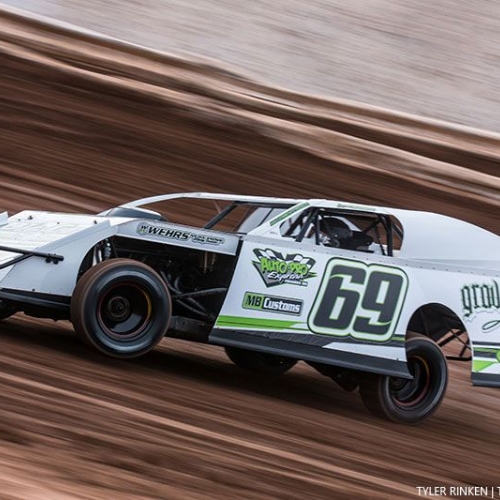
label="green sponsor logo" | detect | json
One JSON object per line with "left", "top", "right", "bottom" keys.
{"left": 242, "top": 292, "right": 303, "bottom": 315}
{"left": 269, "top": 202, "right": 309, "bottom": 226}
{"left": 337, "top": 202, "right": 377, "bottom": 211}
{"left": 252, "top": 248, "right": 316, "bottom": 287}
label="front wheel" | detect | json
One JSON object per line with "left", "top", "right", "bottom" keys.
{"left": 71, "top": 259, "right": 171, "bottom": 358}
{"left": 225, "top": 346, "right": 298, "bottom": 375}
{"left": 359, "top": 333, "right": 447, "bottom": 424}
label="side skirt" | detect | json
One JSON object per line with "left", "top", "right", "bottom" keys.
{"left": 209, "top": 329, "right": 411, "bottom": 379}
{"left": 0, "top": 288, "right": 70, "bottom": 319}
{"left": 471, "top": 373, "right": 500, "bottom": 388}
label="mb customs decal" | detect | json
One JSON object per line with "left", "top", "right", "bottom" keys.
{"left": 461, "top": 280, "right": 500, "bottom": 332}
{"left": 242, "top": 292, "right": 303, "bottom": 315}
{"left": 252, "top": 248, "right": 316, "bottom": 287}
{"left": 137, "top": 223, "right": 224, "bottom": 245}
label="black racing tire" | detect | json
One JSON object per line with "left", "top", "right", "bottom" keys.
{"left": 71, "top": 259, "right": 171, "bottom": 358}
{"left": 225, "top": 346, "right": 298, "bottom": 375}
{"left": 359, "top": 333, "right": 447, "bottom": 424}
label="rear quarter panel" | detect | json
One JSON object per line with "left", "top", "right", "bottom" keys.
{"left": 214, "top": 234, "right": 500, "bottom": 380}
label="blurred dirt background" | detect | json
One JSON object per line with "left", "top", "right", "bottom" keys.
{"left": 0, "top": 2, "right": 500, "bottom": 499}
{"left": 4, "top": 0, "right": 500, "bottom": 131}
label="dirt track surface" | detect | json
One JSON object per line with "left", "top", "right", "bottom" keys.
{"left": 2, "top": 317, "right": 499, "bottom": 500}
{"left": 5, "top": 0, "right": 500, "bottom": 131}
{"left": 1, "top": 6, "right": 500, "bottom": 499}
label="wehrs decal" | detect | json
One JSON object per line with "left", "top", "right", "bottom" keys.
{"left": 137, "top": 223, "right": 224, "bottom": 245}
{"left": 252, "top": 249, "right": 316, "bottom": 287}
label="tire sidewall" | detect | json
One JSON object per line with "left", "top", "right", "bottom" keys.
{"left": 379, "top": 336, "right": 448, "bottom": 424}
{"left": 73, "top": 260, "right": 171, "bottom": 357}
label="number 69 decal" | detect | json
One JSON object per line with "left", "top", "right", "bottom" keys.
{"left": 308, "top": 258, "right": 408, "bottom": 342}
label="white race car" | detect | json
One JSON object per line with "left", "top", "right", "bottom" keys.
{"left": 1, "top": 192, "right": 499, "bottom": 424}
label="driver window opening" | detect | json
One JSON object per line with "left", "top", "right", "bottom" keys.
{"left": 280, "top": 209, "right": 403, "bottom": 256}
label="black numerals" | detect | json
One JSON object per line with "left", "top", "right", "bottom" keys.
{"left": 313, "top": 265, "right": 364, "bottom": 330}
{"left": 354, "top": 272, "right": 405, "bottom": 335}
{"left": 309, "top": 259, "right": 408, "bottom": 342}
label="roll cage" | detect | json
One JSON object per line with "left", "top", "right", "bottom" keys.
{"left": 118, "top": 192, "right": 303, "bottom": 235}
{"left": 275, "top": 206, "right": 404, "bottom": 256}
{"left": 118, "top": 193, "right": 405, "bottom": 254}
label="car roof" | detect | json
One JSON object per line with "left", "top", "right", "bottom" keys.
{"left": 387, "top": 208, "right": 500, "bottom": 262}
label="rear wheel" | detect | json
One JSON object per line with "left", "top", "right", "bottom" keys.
{"left": 71, "top": 259, "right": 171, "bottom": 358}
{"left": 359, "top": 333, "right": 447, "bottom": 424}
{"left": 225, "top": 346, "right": 297, "bottom": 375}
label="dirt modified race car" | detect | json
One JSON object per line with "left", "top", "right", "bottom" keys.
{"left": 1, "top": 192, "right": 499, "bottom": 424}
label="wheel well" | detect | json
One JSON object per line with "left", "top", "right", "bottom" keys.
{"left": 77, "top": 236, "right": 238, "bottom": 324}
{"left": 407, "top": 303, "right": 471, "bottom": 363}
{"left": 408, "top": 303, "right": 464, "bottom": 341}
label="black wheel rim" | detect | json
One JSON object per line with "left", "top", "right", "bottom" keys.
{"left": 389, "top": 355, "right": 431, "bottom": 408}
{"left": 97, "top": 283, "right": 152, "bottom": 341}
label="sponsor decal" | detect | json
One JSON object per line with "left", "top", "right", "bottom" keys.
{"left": 190, "top": 234, "right": 225, "bottom": 245}
{"left": 252, "top": 248, "right": 316, "bottom": 287}
{"left": 137, "top": 222, "right": 224, "bottom": 245}
{"left": 460, "top": 280, "right": 500, "bottom": 332}
{"left": 337, "top": 202, "right": 377, "bottom": 211}
{"left": 461, "top": 280, "right": 500, "bottom": 318}
{"left": 269, "top": 202, "right": 309, "bottom": 226}
{"left": 242, "top": 292, "right": 303, "bottom": 316}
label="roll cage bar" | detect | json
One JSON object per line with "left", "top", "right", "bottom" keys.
{"left": 0, "top": 245, "right": 64, "bottom": 270}
{"left": 282, "top": 208, "right": 402, "bottom": 257}
{"left": 203, "top": 201, "right": 293, "bottom": 230}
